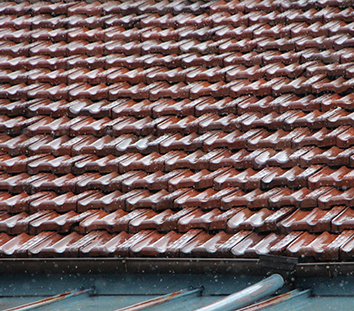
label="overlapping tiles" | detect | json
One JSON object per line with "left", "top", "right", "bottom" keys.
{"left": 0, "top": 228, "right": 354, "bottom": 261}
{"left": 0, "top": 0, "right": 354, "bottom": 260}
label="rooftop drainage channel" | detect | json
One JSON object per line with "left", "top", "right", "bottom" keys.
{"left": 0, "top": 258, "right": 353, "bottom": 277}
{"left": 0, "top": 258, "right": 260, "bottom": 275}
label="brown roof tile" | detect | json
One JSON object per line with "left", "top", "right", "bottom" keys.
{"left": 1, "top": 0, "right": 354, "bottom": 262}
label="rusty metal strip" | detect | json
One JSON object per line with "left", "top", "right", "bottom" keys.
{"left": 235, "top": 289, "right": 311, "bottom": 310}
{"left": 114, "top": 287, "right": 203, "bottom": 311}
{"left": 193, "top": 274, "right": 284, "bottom": 311}
{"left": 3, "top": 287, "right": 94, "bottom": 311}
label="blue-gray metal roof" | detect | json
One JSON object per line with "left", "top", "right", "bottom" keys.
{"left": 1, "top": 267, "right": 354, "bottom": 311}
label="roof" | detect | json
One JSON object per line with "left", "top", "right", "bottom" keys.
{"left": 2, "top": 267, "right": 354, "bottom": 311}
{"left": 0, "top": 271, "right": 313, "bottom": 311}
{"left": 0, "top": 0, "right": 354, "bottom": 263}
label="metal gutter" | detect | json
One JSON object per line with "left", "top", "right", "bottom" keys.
{"left": 193, "top": 274, "right": 284, "bottom": 311}
{"left": 0, "top": 258, "right": 353, "bottom": 277}
{"left": 0, "top": 258, "right": 260, "bottom": 275}
{"left": 295, "top": 262, "right": 354, "bottom": 278}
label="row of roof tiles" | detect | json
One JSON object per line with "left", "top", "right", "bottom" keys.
{"left": 2, "top": 127, "right": 354, "bottom": 156}
{"left": 0, "top": 206, "right": 283, "bottom": 234}
{"left": 0, "top": 95, "right": 353, "bottom": 120}
{"left": 1, "top": 0, "right": 352, "bottom": 16}
{"left": 4, "top": 108, "right": 354, "bottom": 137}
{"left": 3, "top": 146, "right": 354, "bottom": 176}
{"left": 2, "top": 62, "right": 354, "bottom": 86}
{"left": 2, "top": 0, "right": 352, "bottom": 15}
{"left": 0, "top": 1, "right": 214, "bottom": 16}
{"left": 14, "top": 205, "right": 354, "bottom": 234}
{"left": 1, "top": 5, "right": 354, "bottom": 27}
{"left": 3, "top": 165, "right": 354, "bottom": 194}
{"left": 3, "top": 21, "right": 354, "bottom": 44}
{"left": 1, "top": 35, "right": 354, "bottom": 58}
{"left": 1, "top": 78, "right": 354, "bottom": 102}
{"left": 2, "top": 49, "right": 354, "bottom": 73}
{"left": 0, "top": 185, "right": 352, "bottom": 214}
{"left": 0, "top": 229, "right": 354, "bottom": 261}
{"left": 0, "top": 204, "right": 353, "bottom": 235}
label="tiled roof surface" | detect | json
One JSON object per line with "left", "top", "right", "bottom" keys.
{"left": 1, "top": 0, "right": 354, "bottom": 262}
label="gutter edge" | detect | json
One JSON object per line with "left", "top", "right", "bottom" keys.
{"left": 0, "top": 258, "right": 353, "bottom": 277}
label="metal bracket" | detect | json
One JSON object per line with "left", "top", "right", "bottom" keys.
{"left": 259, "top": 255, "right": 298, "bottom": 282}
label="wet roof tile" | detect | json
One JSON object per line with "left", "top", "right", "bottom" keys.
{"left": 1, "top": 1, "right": 354, "bottom": 262}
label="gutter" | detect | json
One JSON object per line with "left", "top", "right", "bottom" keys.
{"left": 0, "top": 257, "right": 353, "bottom": 278}
{"left": 0, "top": 258, "right": 259, "bottom": 275}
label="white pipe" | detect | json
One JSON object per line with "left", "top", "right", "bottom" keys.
{"left": 193, "top": 274, "right": 284, "bottom": 311}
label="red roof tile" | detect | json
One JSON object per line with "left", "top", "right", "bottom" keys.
{"left": 1, "top": 0, "right": 354, "bottom": 262}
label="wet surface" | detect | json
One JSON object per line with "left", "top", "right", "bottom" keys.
{"left": 0, "top": 0, "right": 354, "bottom": 261}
